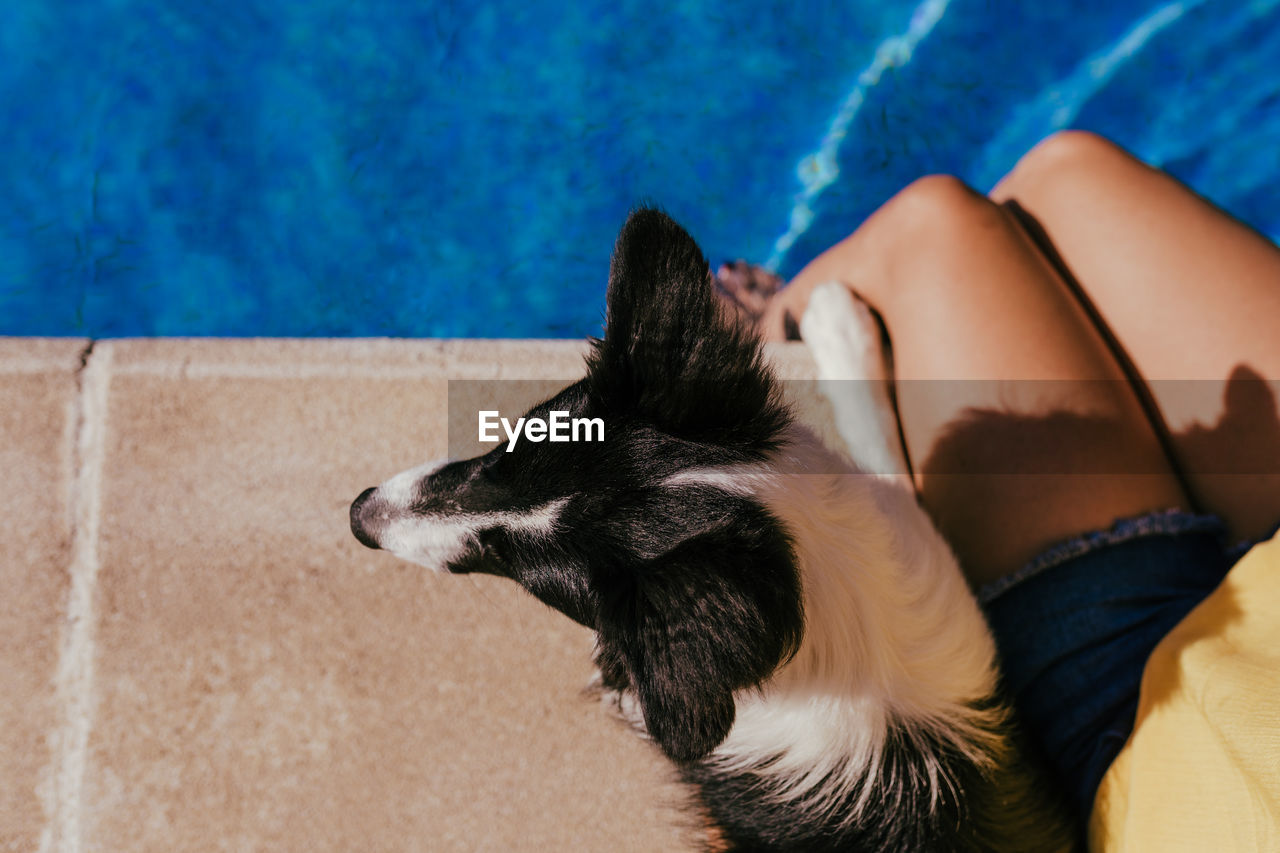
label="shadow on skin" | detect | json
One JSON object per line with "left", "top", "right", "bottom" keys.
{"left": 916, "top": 368, "right": 1279, "bottom": 711}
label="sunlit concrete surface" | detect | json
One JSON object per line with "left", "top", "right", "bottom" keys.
{"left": 0, "top": 338, "right": 824, "bottom": 853}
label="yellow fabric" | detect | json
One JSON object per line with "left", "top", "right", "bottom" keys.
{"left": 1090, "top": 532, "right": 1280, "bottom": 852}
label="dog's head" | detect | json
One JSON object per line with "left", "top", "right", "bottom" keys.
{"left": 350, "top": 209, "right": 803, "bottom": 762}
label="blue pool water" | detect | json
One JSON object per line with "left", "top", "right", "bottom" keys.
{"left": 2, "top": 0, "right": 1278, "bottom": 337}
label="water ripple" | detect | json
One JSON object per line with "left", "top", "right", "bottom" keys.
{"left": 970, "top": 0, "right": 1205, "bottom": 190}
{"left": 766, "top": 0, "right": 952, "bottom": 271}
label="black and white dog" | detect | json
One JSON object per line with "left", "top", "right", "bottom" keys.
{"left": 350, "top": 209, "right": 1074, "bottom": 852}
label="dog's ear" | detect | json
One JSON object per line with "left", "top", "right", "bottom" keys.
{"left": 587, "top": 208, "right": 790, "bottom": 454}
{"left": 595, "top": 516, "right": 802, "bottom": 763}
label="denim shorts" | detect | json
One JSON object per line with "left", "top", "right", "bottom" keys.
{"left": 977, "top": 509, "right": 1269, "bottom": 821}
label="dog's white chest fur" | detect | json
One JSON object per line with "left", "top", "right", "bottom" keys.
{"left": 716, "top": 443, "right": 998, "bottom": 816}
{"left": 602, "top": 282, "right": 1002, "bottom": 822}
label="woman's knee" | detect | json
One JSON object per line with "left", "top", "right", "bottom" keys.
{"left": 874, "top": 174, "right": 1013, "bottom": 272}
{"left": 994, "top": 130, "right": 1133, "bottom": 201}
{"left": 883, "top": 174, "right": 997, "bottom": 234}
{"left": 771, "top": 174, "right": 1010, "bottom": 329}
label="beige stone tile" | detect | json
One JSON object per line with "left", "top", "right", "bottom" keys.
{"left": 107, "top": 337, "right": 454, "bottom": 373}
{"left": 86, "top": 343, "right": 696, "bottom": 852}
{"left": 0, "top": 336, "right": 90, "bottom": 370}
{"left": 107, "top": 337, "right": 592, "bottom": 381}
{"left": 0, "top": 339, "right": 87, "bottom": 852}
{"left": 445, "top": 339, "right": 593, "bottom": 380}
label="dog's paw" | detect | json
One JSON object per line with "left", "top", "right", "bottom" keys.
{"left": 801, "top": 281, "right": 886, "bottom": 381}
{"left": 800, "top": 282, "right": 911, "bottom": 479}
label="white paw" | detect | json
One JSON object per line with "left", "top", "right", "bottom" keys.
{"left": 800, "top": 282, "right": 911, "bottom": 479}
{"left": 801, "top": 281, "right": 885, "bottom": 382}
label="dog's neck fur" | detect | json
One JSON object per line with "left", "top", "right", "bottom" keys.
{"left": 689, "top": 426, "right": 1002, "bottom": 820}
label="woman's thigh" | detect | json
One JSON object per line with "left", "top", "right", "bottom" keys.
{"left": 775, "top": 175, "right": 1190, "bottom": 587}
{"left": 991, "top": 130, "right": 1280, "bottom": 542}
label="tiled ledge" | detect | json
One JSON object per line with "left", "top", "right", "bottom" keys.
{"left": 0, "top": 337, "right": 819, "bottom": 853}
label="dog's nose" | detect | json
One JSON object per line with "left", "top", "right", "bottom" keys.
{"left": 349, "top": 487, "right": 383, "bottom": 550}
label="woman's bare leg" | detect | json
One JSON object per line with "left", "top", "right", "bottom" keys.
{"left": 767, "top": 175, "right": 1189, "bottom": 587}
{"left": 991, "top": 131, "right": 1280, "bottom": 541}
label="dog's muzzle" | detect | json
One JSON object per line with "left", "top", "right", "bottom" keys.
{"left": 349, "top": 487, "right": 385, "bottom": 550}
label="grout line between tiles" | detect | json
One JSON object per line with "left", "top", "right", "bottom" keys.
{"left": 39, "top": 340, "right": 111, "bottom": 853}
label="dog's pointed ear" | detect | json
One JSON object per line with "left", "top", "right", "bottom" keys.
{"left": 598, "top": 208, "right": 714, "bottom": 361}
{"left": 587, "top": 208, "right": 790, "bottom": 453}
{"left": 595, "top": 518, "right": 802, "bottom": 763}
